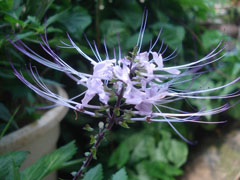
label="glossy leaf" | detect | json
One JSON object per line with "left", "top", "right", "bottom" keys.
{"left": 0, "top": 151, "right": 27, "bottom": 179}
{"left": 112, "top": 168, "right": 128, "bottom": 180}
{"left": 167, "top": 139, "right": 188, "bottom": 167}
{"left": 21, "top": 141, "right": 77, "bottom": 180}
{"left": 82, "top": 164, "right": 103, "bottom": 180}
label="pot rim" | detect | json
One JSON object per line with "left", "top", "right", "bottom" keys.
{"left": 0, "top": 85, "right": 69, "bottom": 153}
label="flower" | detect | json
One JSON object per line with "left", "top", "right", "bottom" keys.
{"left": 10, "top": 10, "right": 240, "bottom": 144}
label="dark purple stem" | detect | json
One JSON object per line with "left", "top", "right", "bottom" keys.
{"left": 73, "top": 88, "right": 124, "bottom": 180}
{"left": 72, "top": 121, "right": 114, "bottom": 180}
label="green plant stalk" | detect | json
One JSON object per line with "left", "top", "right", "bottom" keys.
{"left": 0, "top": 106, "right": 20, "bottom": 140}
{"left": 61, "top": 158, "right": 85, "bottom": 169}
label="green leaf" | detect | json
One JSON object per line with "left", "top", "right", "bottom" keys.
{"left": 83, "top": 124, "right": 94, "bottom": 132}
{"left": 109, "top": 142, "right": 130, "bottom": 168}
{"left": 46, "top": 11, "right": 68, "bottom": 27}
{"left": 21, "top": 141, "right": 77, "bottom": 180}
{"left": 90, "top": 147, "right": 97, "bottom": 160}
{"left": 58, "top": 7, "right": 92, "bottom": 39}
{"left": 0, "top": 0, "right": 13, "bottom": 10}
{"left": 90, "top": 135, "right": 97, "bottom": 145}
{"left": 131, "top": 136, "right": 155, "bottom": 163}
{"left": 135, "top": 162, "right": 153, "bottom": 180}
{"left": 6, "top": 159, "right": 21, "bottom": 180}
{"left": 0, "top": 151, "right": 28, "bottom": 179}
{"left": 115, "top": 1, "right": 142, "bottom": 31}
{"left": 0, "top": 103, "right": 11, "bottom": 121}
{"left": 113, "top": 107, "right": 120, "bottom": 116}
{"left": 125, "top": 32, "right": 152, "bottom": 51}
{"left": 0, "top": 70, "right": 16, "bottom": 79}
{"left": 100, "top": 20, "right": 130, "bottom": 49}
{"left": 16, "top": 32, "right": 35, "bottom": 40}
{"left": 155, "top": 11, "right": 169, "bottom": 22}
{"left": 144, "top": 161, "right": 183, "bottom": 179}
{"left": 201, "top": 30, "right": 231, "bottom": 49}
{"left": 151, "top": 23, "right": 185, "bottom": 49}
{"left": 167, "top": 139, "right": 188, "bottom": 167}
{"left": 151, "top": 140, "right": 169, "bottom": 163}
{"left": 4, "top": 15, "right": 25, "bottom": 26}
{"left": 25, "top": 16, "right": 40, "bottom": 26}
{"left": 119, "top": 121, "right": 130, "bottom": 129}
{"left": 112, "top": 168, "right": 128, "bottom": 180}
{"left": 26, "top": 0, "right": 54, "bottom": 20}
{"left": 82, "top": 164, "right": 103, "bottom": 180}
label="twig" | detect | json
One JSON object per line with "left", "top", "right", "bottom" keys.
{"left": 73, "top": 88, "right": 124, "bottom": 180}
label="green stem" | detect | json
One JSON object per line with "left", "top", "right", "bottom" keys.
{"left": 0, "top": 106, "right": 20, "bottom": 140}
{"left": 61, "top": 158, "right": 85, "bottom": 169}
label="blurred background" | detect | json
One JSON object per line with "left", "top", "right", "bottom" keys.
{"left": 1, "top": 0, "right": 240, "bottom": 179}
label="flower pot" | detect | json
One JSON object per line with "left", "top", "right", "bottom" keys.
{"left": 0, "top": 85, "right": 68, "bottom": 180}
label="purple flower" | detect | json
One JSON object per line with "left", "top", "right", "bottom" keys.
{"left": 10, "top": 10, "right": 240, "bottom": 143}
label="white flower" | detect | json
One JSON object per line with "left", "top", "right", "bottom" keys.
{"left": 151, "top": 51, "right": 180, "bottom": 74}
{"left": 82, "top": 78, "right": 109, "bottom": 106}
{"left": 113, "top": 64, "right": 130, "bottom": 84}
{"left": 93, "top": 60, "right": 114, "bottom": 80}
{"left": 123, "top": 85, "right": 145, "bottom": 105}
{"left": 10, "top": 10, "right": 240, "bottom": 144}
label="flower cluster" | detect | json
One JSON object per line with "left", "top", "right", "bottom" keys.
{"left": 10, "top": 11, "right": 240, "bottom": 144}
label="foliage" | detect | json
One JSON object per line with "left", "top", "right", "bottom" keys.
{"left": 0, "top": 0, "right": 239, "bottom": 180}
{"left": 107, "top": 123, "right": 189, "bottom": 180}
{"left": 80, "top": 164, "right": 128, "bottom": 180}
{"left": 0, "top": 141, "right": 77, "bottom": 180}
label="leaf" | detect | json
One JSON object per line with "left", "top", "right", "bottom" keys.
{"left": 21, "top": 141, "right": 77, "bottom": 180}
{"left": 4, "top": 15, "right": 25, "bottom": 26}
{"left": 201, "top": 30, "right": 231, "bottom": 49}
{"left": 114, "top": 1, "right": 142, "bottom": 31}
{"left": 82, "top": 164, "right": 103, "bottom": 180}
{"left": 0, "top": 103, "right": 11, "bottom": 121}
{"left": 26, "top": 0, "right": 54, "bottom": 20}
{"left": 125, "top": 32, "right": 152, "bottom": 51}
{"left": 0, "top": 70, "right": 16, "bottom": 79}
{"left": 179, "top": 0, "right": 211, "bottom": 20}
{"left": 6, "top": 159, "right": 21, "bottom": 180}
{"left": 58, "top": 7, "right": 92, "bottom": 40}
{"left": 131, "top": 136, "right": 155, "bottom": 163}
{"left": 100, "top": 20, "right": 130, "bottom": 49}
{"left": 155, "top": 11, "right": 169, "bottom": 22}
{"left": 25, "top": 16, "right": 40, "bottom": 26}
{"left": 0, "top": 0, "right": 13, "bottom": 10}
{"left": 167, "top": 139, "right": 188, "bottom": 167}
{"left": 144, "top": 161, "right": 183, "bottom": 179}
{"left": 16, "top": 32, "right": 35, "bottom": 40}
{"left": 109, "top": 142, "right": 130, "bottom": 168}
{"left": 228, "top": 99, "right": 240, "bottom": 120}
{"left": 119, "top": 121, "right": 130, "bottom": 129}
{"left": 112, "top": 168, "right": 128, "bottom": 180}
{"left": 90, "top": 147, "right": 97, "bottom": 160}
{"left": 151, "top": 141, "right": 169, "bottom": 163}
{"left": 151, "top": 22, "right": 185, "bottom": 49}
{"left": 46, "top": 11, "right": 68, "bottom": 27}
{"left": 135, "top": 162, "right": 152, "bottom": 180}
{"left": 0, "top": 151, "right": 28, "bottom": 179}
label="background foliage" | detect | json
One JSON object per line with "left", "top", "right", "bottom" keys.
{"left": 1, "top": 0, "right": 240, "bottom": 179}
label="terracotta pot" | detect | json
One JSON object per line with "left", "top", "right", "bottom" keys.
{"left": 0, "top": 85, "right": 68, "bottom": 180}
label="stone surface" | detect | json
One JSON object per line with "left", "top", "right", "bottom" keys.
{"left": 181, "top": 130, "right": 240, "bottom": 180}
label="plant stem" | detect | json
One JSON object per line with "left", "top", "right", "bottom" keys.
{"left": 72, "top": 120, "right": 114, "bottom": 180}
{"left": 73, "top": 88, "right": 124, "bottom": 180}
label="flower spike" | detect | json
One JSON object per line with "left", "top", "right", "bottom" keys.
{"left": 11, "top": 13, "right": 239, "bottom": 146}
